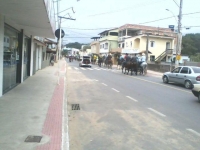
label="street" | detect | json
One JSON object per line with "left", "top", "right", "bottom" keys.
{"left": 66, "top": 59, "right": 200, "bottom": 150}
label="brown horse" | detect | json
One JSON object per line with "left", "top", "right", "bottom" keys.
{"left": 122, "top": 57, "right": 138, "bottom": 75}
{"left": 104, "top": 57, "right": 113, "bottom": 69}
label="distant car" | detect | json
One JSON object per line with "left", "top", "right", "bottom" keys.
{"left": 79, "top": 56, "right": 91, "bottom": 67}
{"left": 162, "top": 66, "right": 200, "bottom": 89}
{"left": 192, "top": 84, "right": 200, "bottom": 101}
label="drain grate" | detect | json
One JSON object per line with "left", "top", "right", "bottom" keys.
{"left": 72, "top": 104, "right": 80, "bottom": 110}
{"left": 24, "top": 135, "right": 42, "bottom": 143}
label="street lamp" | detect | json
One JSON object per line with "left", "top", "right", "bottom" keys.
{"left": 166, "top": 9, "right": 178, "bottom": 23}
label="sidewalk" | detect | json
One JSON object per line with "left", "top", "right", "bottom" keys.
{"left": 0, "top": 59, "right": 67, "bottom": 150}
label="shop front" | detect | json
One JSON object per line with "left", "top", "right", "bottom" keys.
{"left": 3, "top": 25, "right": 20, "bottom": 93}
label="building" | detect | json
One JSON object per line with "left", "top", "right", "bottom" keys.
{"left": 118, "top": 24, "right": 177, "bottom": 62}
{"left": 90, "top": 37, "right": 100, "bottom": 55}
{"left": 0, "top": 0, "right": 56, "bottom": 97}
{"left": 99, "top": 28, "right": 119, "bottom": 55}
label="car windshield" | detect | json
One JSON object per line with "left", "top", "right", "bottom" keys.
{"left": 191, "top": 67, "right": 200, "bottom": 73}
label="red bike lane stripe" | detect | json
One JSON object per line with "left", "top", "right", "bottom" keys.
{"left": 37, "top": 77, "right": 64, "bottom": 150}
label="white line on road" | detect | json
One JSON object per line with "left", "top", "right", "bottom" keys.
{"left": 68, "top": 67, "right": 71, "bottom": 70}
{"left": 129, "top": 76, "right": 190, "bottom": 94}
{"left": 112, "top": 88, "right": 119, "bottom": 92}
{"left": 94, "top": 68, "right": 101, "bottom": 70}
{"left": 74, "top": 67, "right": 79, "bottom": 70}
{"left": 148, "top": 108, "right": 166, "bottom": 117}
{"left": 80, "top": 68, "right": 86, "bottom": 70}
{"left": 93, "top": 79, "right": 98, "bottom": 81}
{"left": 187, "top": 129, "right": 200, "bottom": 137}
{"left": 102, "top": 83, "right": 108, "bottom": 86}
{"left": 88, "top": 68, "right": 93, "bottom": 70}
{"left": 126, "top": 96, "right": 138, "bottom": 102}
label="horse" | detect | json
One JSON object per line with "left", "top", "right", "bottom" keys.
{"left": 138, "top": 62, "right": 147, "bottom": 75}
{"left": 104, "top": 56, "right": 113, "bottom": 69}
{"left": 98, "top": 57, "right": 103, "bottom": 67}
{"left": 117, "top": 58, "right": 124, "bottom": 70}
{"left": 122, "top": 56, "right": 139, "bottom": 75}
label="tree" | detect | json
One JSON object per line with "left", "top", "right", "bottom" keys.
{"left": 82, "top": 45, "right": 91, "bottom": 51}
{"left": 181, "top": 34, "right": 200, "bottom": 56}
{"left": 65, "top": 42, "right": 82, "bottom": 49}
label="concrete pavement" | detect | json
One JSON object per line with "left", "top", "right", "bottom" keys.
{"left": 0, "top": 59, "right": 67, "bottom": 150}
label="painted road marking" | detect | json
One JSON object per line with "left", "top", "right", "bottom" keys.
{"left": 148, "top": 108, "right": 166, "bottom": 117}
{"left": 74, "top": 67, "right": 79, "bottom": 70}
{"left": 102, "top": 83, "right": 108, "bottom": 86}
{"left": 93, "top": 79, "right": 98, "bottom": 81}
{"left": 80, "top": 68, "right": 86, "bottom": 70}
{"left": 129, "top": 76, "right": 190, "bottom": 94}
{"left": 94, "top": 68, "right": 101, "bottom": 70}
{"left": 126, "top": 96, "right": 138, "bottom": 102}
{"left": 88, "top": 68, "right": 93, "bottom": 70}
{"left": 187, "top": 129, "right": 200, "bottom": 137}
{"left": 68, "top": 67, "right": 71, "bottom": 70}
{"left": 112, "top": 88, "right": 119, "bottom": 92}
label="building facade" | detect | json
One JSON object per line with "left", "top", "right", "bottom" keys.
{"left": 118, "top": 24, "right": 176, "bottom": 62}
{"left": 0, "top": 0, "right": 56, "bottom": 97}
{"left": 99, "top": 28, "right": 119, "bottom": 55}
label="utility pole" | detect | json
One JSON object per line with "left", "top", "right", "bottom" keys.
{"left": 175, "top": 0, "right": 183, "bottom": 67}
{"left": 145, "top": 33, "right": 149, "bottom": 62}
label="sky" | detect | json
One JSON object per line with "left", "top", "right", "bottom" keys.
{"left": 56, "top": 0, "right": 200, "bottom": 44}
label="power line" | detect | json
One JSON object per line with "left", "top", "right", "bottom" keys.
{"left": 62, "top": 27, "right": 117, "bottom": 30}
{"left": 172, "top": 0, "right": 179, "bottom": 7}
{"left": 87, "top": 0, "right": 166, "bottom": 17}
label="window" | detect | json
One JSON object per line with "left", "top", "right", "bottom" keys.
{"left": 118, "top": 44, "right": 121, "bottom": 48}
{"left": 110, "top": 32, "right": 118, "bottom": 36}
{"left": 192, "top": 67, "right": 200, "bottom": 73}
{"left": 189, "top": 69, "right": 192, "bottom": 74}
{"left": 166, "top": 42, "right": 170, "bottom": 49}
{"left": 180, "top": 67, "right": 188, "bottom": 74}
{"left": 122, "top": 43, "right": 124, "bottom": 48}
{"left": 150, "top": 41, "right": 155, "bottom": 47}
{"left": 130, "top": 41, "right": 132, "bottom": 47}
{"left": 172, "top": 67, "right": 181, "bottom": 73}
{"left": 150, "top": 55, "right": 155, "bottom": 61}
{"left": 105, "top": 43, "right": 108, "bottom": 49}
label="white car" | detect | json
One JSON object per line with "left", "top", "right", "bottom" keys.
{"left": 79, "top": 56, "right": 91, "bottom": 67}
{"left": 162, "top": 66, "right": 200, "bottom": 89}
{"left": 192, "top": 84, "right": 200, "bottom": 101}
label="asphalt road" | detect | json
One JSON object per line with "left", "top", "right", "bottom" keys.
{"left": 66, "top": 59, "right": 200, "bottom": 150}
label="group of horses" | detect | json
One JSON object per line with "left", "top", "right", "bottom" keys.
{"left": 92, "top": 55, "right": 113, "bottom": 69}
{"left": 92, "top": 55, "right": 147, "bottom": 76}
{"left": 117, "top": 56, "right": 147, "bottom": 76}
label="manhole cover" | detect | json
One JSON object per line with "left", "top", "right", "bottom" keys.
{"left": 24, "top": 135, "right": 42, "bottom": 143}
{"left": 72, "top": 104, "right": 80, "bottom": 110}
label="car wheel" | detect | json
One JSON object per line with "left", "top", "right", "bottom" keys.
{"left": 163, "top": 75, "right": 169, "bottom": 83}
{"left": 184, "top": 80, "right": 193, "bottom": 89}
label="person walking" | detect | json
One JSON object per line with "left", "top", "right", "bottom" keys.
{"left": 50, "top": 54, "right": 55, "bottom": 66}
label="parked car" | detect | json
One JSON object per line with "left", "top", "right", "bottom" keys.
{"left": 192, "top": 84, "right": 200, "bottom": 101}
{"left": 162, "top": 66, "right": 200, "bottom": 89}
{"left": 79, "top": 56, "right": 91, "bottom": 67}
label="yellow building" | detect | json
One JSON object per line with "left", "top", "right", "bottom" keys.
{"left": 118, "top": 24, "right": 177, "bottom": 62}
{"left": 90, "top": 37, "right": 100, "bottom": 55}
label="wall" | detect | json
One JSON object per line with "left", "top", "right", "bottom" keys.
{"left": 0, "top": 14, "right": 4, "bottom": 97}
{"left": 148, "top": 63, "right": 175, "bottom": 73}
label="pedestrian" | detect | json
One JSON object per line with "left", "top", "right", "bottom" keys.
{"left": 50, "top": 54, "right": 55, "bottom": 66}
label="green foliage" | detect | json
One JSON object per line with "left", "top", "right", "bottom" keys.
{"left": 190, "top": 53, "right": 200, "bottom": 62}
{"left": 181, "top": 33, "right": 200, "bottom": 56}
{"left": 65, "top": 42, "right": 82, "bottom": 49}
{"left": 82, "top": 45, "right": 91, "bottom": 51}
{"left": 61, "top": 50, "right": 68, "bottom": 56}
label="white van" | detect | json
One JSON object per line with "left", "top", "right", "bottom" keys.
{"left": 79, "top": 56, "right": 91, "bottom": 67}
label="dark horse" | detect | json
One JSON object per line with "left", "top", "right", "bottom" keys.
{"left": 117, "top": 57, "right": 124, "bottom": 70}
{"left": 122, "top": 56, "right": 139, "bottom": 75}
{"left": 98, "top": 56, "right": 103, "bottom": 67}
{"left": 104, "top": 56, "right": 113, "bottom": 69}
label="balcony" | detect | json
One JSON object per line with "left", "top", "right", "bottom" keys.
{"left": 0, "top": 0, "right": 56, "bottom": 38}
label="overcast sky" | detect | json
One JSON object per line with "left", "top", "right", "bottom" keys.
{"left": 57, "top": 0, "right": 200, "bottom": 44}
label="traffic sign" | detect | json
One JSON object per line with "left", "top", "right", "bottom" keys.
{"left": 55, "top": 29, "right": 65, "bottom": 39}
{"left": 176, "top": 55, "right": 181, "bottom": 60}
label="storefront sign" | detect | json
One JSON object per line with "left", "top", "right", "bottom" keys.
{"left": 122, "top": 49, "right": 139, "bottom": 54}
{"left": 100, "top": 49, "right": 109, "bottom": 53}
